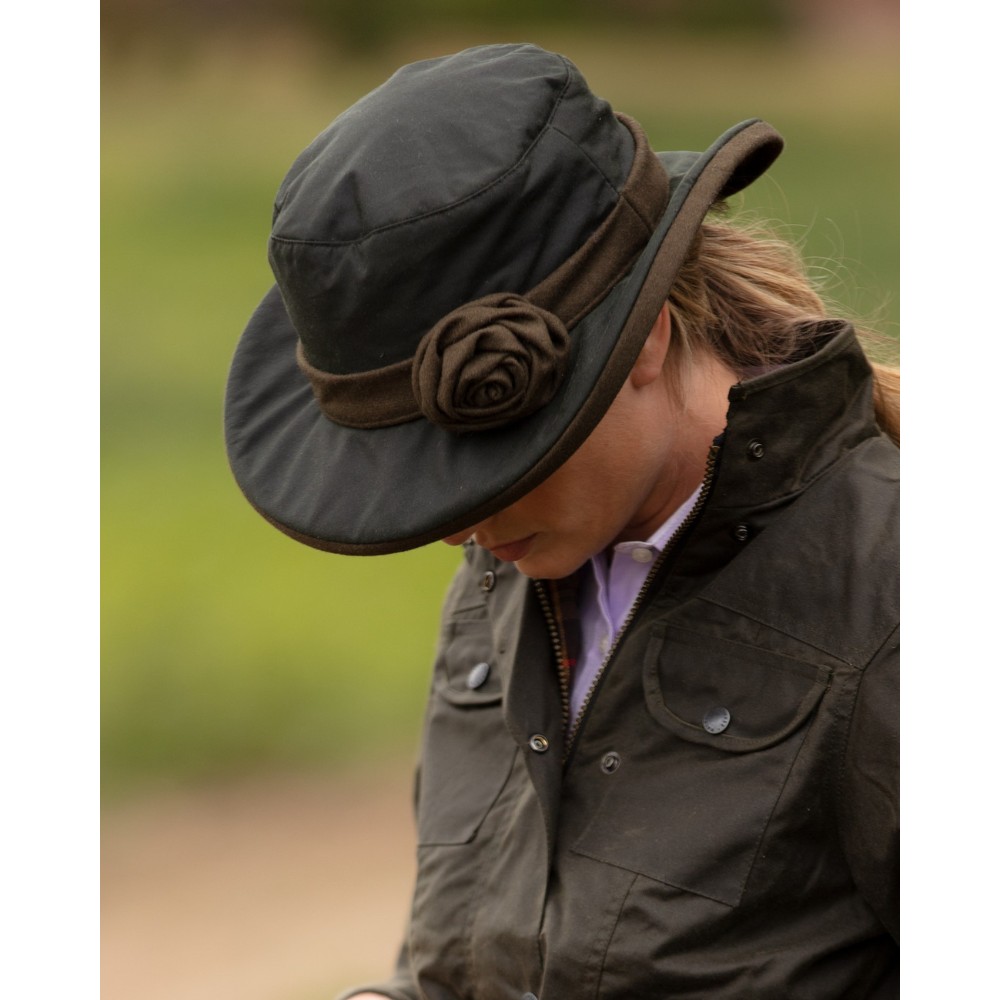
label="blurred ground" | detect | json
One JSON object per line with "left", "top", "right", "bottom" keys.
{"left": 101, "top": 765, "right": 416, "bottom": 1000}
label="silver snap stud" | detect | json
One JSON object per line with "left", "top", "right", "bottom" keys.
{"left": 529, "top": 734, "right": 550, "bottom": 753}
{"left": 746, "top": 439, "right": 765, "bottom": 460}
{"left": 601, "top": 752, "right": 621, "bottom": 774}
{"left": 480, "top": 570, "right": 496, "bottom": 592}
{"left": 466, "top": 661, "right": 491, "bottom": 689}
{"left": 702, "top": 706, "right": 731, "bottom": 734}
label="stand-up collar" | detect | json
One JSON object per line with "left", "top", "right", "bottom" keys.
{"left": 673, "top": 320, "right": 884, "bottom": 580}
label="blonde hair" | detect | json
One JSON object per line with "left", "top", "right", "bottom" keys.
{"left": 667, "top": 213, "right": 899, "bottom": 447}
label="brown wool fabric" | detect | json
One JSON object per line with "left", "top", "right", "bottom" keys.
{"left": 294, "top": 344, "right": 418, "bottom": 429}
{"left": 412, "top": 294, "right": 570, "bottom": 433}
{"left": 526, "top": 116, "right": 671, "bottom": 326}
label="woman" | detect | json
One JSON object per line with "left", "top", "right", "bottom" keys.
{"left": 225, "top": 43, "right": 899, "bottom": 999}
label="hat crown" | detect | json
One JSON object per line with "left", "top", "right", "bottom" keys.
{"left": 267, "top": 44, "right": 636, "bottom": 375}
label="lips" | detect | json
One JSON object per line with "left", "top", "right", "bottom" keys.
{"left": 488, "top": 535, "right": 535, "bottom": 562}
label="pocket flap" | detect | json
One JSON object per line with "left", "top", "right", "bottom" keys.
{"left": 571, "top": 624, "right": 833, "bottom": 905}
{"left": 418, "top": 618, "right": 514, "bottom": 846}
{"left": 643, "top": 624, "right": 830, "bottom": 752}
{"left": 437, "top": 618, "right": 503, "bottom": 707}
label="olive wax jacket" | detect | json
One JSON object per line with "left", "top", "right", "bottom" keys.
{"left": 348, "top": 321, "right": 899, "bottom": 1000}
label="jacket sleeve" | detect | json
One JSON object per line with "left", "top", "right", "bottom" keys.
{"left": 837, "top": 626, "right": 900, "bottom": 942}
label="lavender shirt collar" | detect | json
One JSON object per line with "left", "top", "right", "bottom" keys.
{"left": 571, "top": 485, "right": 702, "bottom": 722}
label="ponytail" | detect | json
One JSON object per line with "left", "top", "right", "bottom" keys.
{"left": 668, "top": 212, "right": 899, "bottom": 445}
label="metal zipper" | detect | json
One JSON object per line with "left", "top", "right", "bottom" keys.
{"left": 534, "top": 578, "right": 572, "bottom": 740}
{"left": 535, "top": 441, "right": 722, "bottom": 764}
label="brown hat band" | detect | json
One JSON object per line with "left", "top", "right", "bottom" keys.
{"left": 296, "top": 114, "right": 672, "bottom": 432}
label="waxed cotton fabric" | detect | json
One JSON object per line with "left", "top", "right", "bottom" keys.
{"left": 339, "top": 322, "right": 899, "bottom": 1000}
{"left": 225, "top": 45, "right": 783, "bottom": 554}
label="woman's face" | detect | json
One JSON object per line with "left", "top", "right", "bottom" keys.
{"left": 443, "top": 312, "right": 735, "bottom": 579}
{"left": 443, "top": 425, "right": 668, "bottom": 578}
{"left": 442, "top": 379, "right": 703, "bottom": 579}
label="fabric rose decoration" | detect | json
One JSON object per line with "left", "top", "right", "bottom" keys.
{"left": 411, "top": 293, "right": 571, "bottom": 433}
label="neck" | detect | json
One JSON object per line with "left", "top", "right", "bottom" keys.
{"left": 614, "top": 352, "right": 735, "bottom": 544}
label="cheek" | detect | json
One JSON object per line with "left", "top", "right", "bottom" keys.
{"left": 505, "top": 480, "right": 568, "bottom": 527}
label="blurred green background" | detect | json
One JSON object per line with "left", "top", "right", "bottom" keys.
{"left": 102, "top": 0, "right": 898, "bottom": 799}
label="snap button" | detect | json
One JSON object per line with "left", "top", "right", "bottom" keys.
{"left": 630, "top": 547, "right": 654, "bottom": 564}
{"left": 733, "top": 524, "right": 750, "bottom": 543}
{"left": 703, "top": 706, "right": 731, "bottom": 734}
{"left": 528, "top": 734, "right": 550, "bottom": 753}
{"left": 480, "top": 570, "right": 496, "bottom": 592}
{"left": 746, "top": 439, "right": 765, "bottom": 460}
{"left": 601, "top": 752, "right": 621, "bottom": 774}
{"left": 466, "top": 661, "right": 491, "bottom": 689}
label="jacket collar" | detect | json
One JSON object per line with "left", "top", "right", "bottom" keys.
{"left": 672, "top": 319, "right": 882, "bottom": 581}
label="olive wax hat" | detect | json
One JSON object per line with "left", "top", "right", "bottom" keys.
{"left": 225, "top": 43, "right": 783, "bottom": 554}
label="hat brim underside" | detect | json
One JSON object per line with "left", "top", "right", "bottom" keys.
{"left": 224, "top": 119, "right": 782, "bottom": 555}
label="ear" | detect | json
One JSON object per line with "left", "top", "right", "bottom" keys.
{"left": 629, "top": 303, "right": 672, "bottom": 389}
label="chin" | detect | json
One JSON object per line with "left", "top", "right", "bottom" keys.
{"left": 513, "top": 550, "right": 588, "bottom": 581}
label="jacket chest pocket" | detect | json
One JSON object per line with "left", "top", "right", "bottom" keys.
{"left": 416, "top": 615, "right": 517, "bottom": 847}
{"left": 570, "top": 624, "right": 831, "bottom": 907}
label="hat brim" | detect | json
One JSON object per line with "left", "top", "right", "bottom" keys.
{"left": 224, "top": 119, "right": 783, "bottom": 555}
